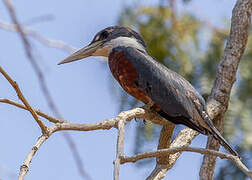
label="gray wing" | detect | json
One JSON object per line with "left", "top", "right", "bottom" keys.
{"left": 111, "top": 47, "right": 240, "bottom": 157}
{"left": 120, "top": 46, "right": 206, "bottom": 121}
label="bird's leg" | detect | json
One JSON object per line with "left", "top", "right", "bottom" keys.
{"left": 145, "top": 100, "right": 155, "bottom": 110}
{"left": 141, "top": 100, "right": 156, "bottom": 125}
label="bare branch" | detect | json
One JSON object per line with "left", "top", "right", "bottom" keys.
{"left": 0, "top": 66, "right": 48, "bottom": 134}
{"left": 3, "top": 0, "right": 87, "bottom": 178}
{"left": 156, "top": 122, "right": 175, "bottom": 164}
{"left": 0, "top": 20, "right": 76, "bottom": 53}
{"left": 200, "top": 0, "right": 252, "bottom": 178}
{"left": 120, "top": 146, "right": 252, "bottom": 179}
{"left": 0, "top": 68, "right": 168, "bottom": 180}
{"left": 7, "top": 98, "right": 251, "bottom": 180}
{"left": 0, "top": 96, "right": 169, "bottom": 132}
{"left": 18, "top": 135, "right": 48, "bottom": 180}
{"left": 0, "top": 98, "right": 168, "bottom": 132}
{"left": 168, "top": 128, "right": 199, "bottom": 167}
{"left": 2, "top": 77, "right": 251, "bottom": 180}
{"left": 2, "top": 0, "right": 251, "bottom": 179}
{"left": 114, "top": 117, "right": 126, "bottom": 180}
{"left": 3, "top": 0, "right": 63, "bottom": 119}
{"left": 0, "top": 98, "right": 64, "bottom": 123}
{"left": 144, "top": 0, "right": 252, "bottom": 179}
{"left": 3, "top": 0, "right": 46, "bottom": 84}
{"left": 23, "top": 14, "right": 54, "bottom": 26}
{"left": 146, "top": 122, "right": 175, "bottom": 180}
{"left": 13, "top": 102, "right": 167, "bottom": 180}
{"left": 50, "top": 108, "right": 167, "bottom": 133}
{"left": 149, "top": 128, "right": 199, "bottom": 179}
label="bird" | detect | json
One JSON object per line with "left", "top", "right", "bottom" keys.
{"left": 58, "top": 26, "right": 239, "bottom": 157}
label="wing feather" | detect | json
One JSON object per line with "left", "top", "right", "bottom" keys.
{"left": 110, "top": 46, "right": 239, "bottom": 157}
{"left": 114, "top": 46, "right": 205, "bottom": 121}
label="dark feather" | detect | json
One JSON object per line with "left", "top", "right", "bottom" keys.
{"left": 113, "top": 46, "right": 205, "bottom": 120}
{"left": 110, "top": 46, "right": 239, "bottom": 157}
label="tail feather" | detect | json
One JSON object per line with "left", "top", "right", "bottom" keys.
{"left": 201, "top": 111, "right": 240, "bottom": 158}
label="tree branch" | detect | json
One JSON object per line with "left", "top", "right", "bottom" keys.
{"left": 1, "top": 67, "right": 251, "bottom": 179}
{"left": 0, "top": 66, "right": 48, "bottom": 134}
{"left": 13, "top": 105, "right": 168, "bottom": 179}
{"left": 2, "top": 0, "right": 89, "bottom": 178}
{"left": 114, "top": 117, "right": 126, "bottom": 180}
{"left": 3, "top": 0, "right": 61, "bottom": 119}
{"left": 2, "top": 0, "right": 251, "bottom": 179}
{"left": 148, "top": 128, "right": 199, "bottom": 180}
{"left": 146, "top": 122, "right": 175, "bottom": 180}
{"left": 200, "top": 0, "right": 252, "bottom": 179}
{"left": 0, "top": 65, "right": 168, "bottom": 179}
{"left": 0, "top": 97, "right": 169, "bottom": 131}
{"left": 18, "top": 135, "right": 48, "bottom": 180}
{"left": 0, "top": 20, "right": 76, "bottom": 53}
{"left": 144, "top": 0, "right": 252, "bottom": 179}
{"left": 0, "top": 98, "right": 64, "bottom": 123}
{"left": 156, "top": 123, "right": 175, "bottom": 164}
{"left": 120, "top": 146, "right": 252, "bottom": 179}
{"left": 142, "top": 0, "right": 252, "bottom": 179}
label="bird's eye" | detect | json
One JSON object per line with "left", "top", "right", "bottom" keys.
{"left": 99, "top": 31, "right": 109, "bottom": 40}
{"left": 92, "top": 30, "right": 109, "bottom": 43}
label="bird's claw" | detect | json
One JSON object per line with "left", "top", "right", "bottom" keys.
{"left": 146, "top": 100, "right": 155, "bottom": 110}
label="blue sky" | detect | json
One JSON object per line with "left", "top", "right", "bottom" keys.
{"left": 0, "top": 0, "right": 237, "bottom": 179}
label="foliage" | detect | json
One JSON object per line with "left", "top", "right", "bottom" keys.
{"left": 115, "top": 2, "right": 252, "bottom": 179}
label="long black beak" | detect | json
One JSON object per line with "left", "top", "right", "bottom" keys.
{"left": 58, "top": 40, "right": 104, "bottom": 65}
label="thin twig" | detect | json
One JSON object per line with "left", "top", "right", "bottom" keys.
{"left": 2, "top": 1, "right": 251, "bottom": 179}
{"left": 114, "top": 116, "right": 126, "bottom": 180}
{"left": 200, "top": 0, "right": 252, "bottom": 178}
{"left": 144, "top": 0, "right": 252, "bottom": 179}
{"left": 0, "top": 97, "right": 168, "bottom": 128}
{"left": 146, "top": 122, "right": 175, "bottom": 180}
{"left": 0, "top": 77, "right": 167, "bottom": 180}
{"left": 0, "top": 95, "right": 168, "bottom": 132}
{"left": 146, "top": 128, "right": 199, "bottom": 179}
{"left": 18, "top": 135, "right": 48, "bottom": 180}
{"left": 50, "top": 107, "right": 166, "bottom": 133}
{"left": 23, "top": 14, "right": 54, "bottom": 26}
{"left": 15, "top": 105, "right": 164, "bottom": 180}
{"left": 0, "top": 95, "right": 168, "bottom": 133}
{"left": 1, "top": 90, "right": 251, "bottom": 179}
{"left": 0, "top": 20, "right": 76, "bottom": 53}
{"left": 3, "top": 1, "right": 88, "bottom": 178}
{"left": 120, "top": 146, "right": 252, "bottom": 178}
{"left": 0, "top": 98, "right": 64, "bottom": 123}
{"left": 3, "top": 0, "right": 62, "bottom": 119}
{"left": 168, "top": 128, "right": 199, "bottom": 168}
{"left": 10, "top": 104, "right": 252, "bottom": 180}
{"left": 156, "top": 123, "right": 175, "bottom": 164}
{"left": 0, "top": 66, "right": 48, "bottom": 134}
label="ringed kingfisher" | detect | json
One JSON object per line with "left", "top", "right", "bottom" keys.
{"left": 58, "top": 26, "right": 239, "bottom": 157}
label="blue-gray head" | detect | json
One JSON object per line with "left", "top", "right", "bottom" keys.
{"left": 58, "top": 26, "right": 146, "bottom": 65}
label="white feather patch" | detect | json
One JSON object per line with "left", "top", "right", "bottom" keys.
{"left": 92, "top": 37, "right": 146, "bottom": 57}
{"left": 106, "top": 37, "right": 146, "bottom": 52}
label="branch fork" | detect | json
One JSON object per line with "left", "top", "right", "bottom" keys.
{"left": 1, "top": 0, "right": 252, "bottom": 179}
{"left": 0, "top": 66, "right": 252, "bottom": 180}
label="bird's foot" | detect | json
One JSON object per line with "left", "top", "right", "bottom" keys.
{"left": 145, "top": 100, "right": 155, "bottom": 110}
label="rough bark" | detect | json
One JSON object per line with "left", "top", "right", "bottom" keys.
{"left": 200, "top": 0, "right": 252, "bottom": 179}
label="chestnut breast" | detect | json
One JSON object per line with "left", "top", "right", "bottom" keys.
{"left": 108, "top": 50, "right": 150, "bottom": 104}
